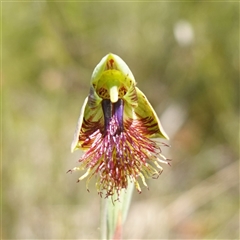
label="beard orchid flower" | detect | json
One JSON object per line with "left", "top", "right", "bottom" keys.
{"left": 69, "top": 53, "right": 170, "bottom": 198}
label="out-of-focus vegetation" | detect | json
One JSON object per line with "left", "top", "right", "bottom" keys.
{"left": 2, "top": 2, "right": 239, "bottom": 239}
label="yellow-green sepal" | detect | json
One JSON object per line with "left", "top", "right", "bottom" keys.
{"left": 134, "top": 87, "right": 169, "bottom": 140}
{"left": 71, "top": 90, "right": 103, "bottom": 152}
{"left": 71, "top": 97, "right": 88, "bottom": 153}
{"left": 91, "top": 53, "right": 136, "bottom": 87}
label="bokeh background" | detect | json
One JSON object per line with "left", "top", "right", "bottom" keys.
{"left": 2, "top": 1, "right": 239, "bottom": 239}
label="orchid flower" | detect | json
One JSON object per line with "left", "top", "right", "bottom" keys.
{"left": 69, "top": 53, "right": 170, "bottom": 198}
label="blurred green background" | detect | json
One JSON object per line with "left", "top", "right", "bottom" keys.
{"left": 2, "top": 1, "right": 239, "bottom": 239}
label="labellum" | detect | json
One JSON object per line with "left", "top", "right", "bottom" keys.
{"left": 69, "top": 53, "right": 170, "bottom": 197}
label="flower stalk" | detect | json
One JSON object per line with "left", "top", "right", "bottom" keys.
{"left": 101, "top": 181, "right": 134, "bottom": 240}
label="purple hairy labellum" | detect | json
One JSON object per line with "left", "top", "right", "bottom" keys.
{"left": 69, "top": 53, "right": 170, "bottom": 198}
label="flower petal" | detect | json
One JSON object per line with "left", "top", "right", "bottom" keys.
{"left": 133, "top": 87, "right": 169, "bottom": 139}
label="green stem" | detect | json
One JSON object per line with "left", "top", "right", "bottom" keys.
{"left": 100, "top": 197, "right": 108, "bottom": 240}
{"left": 100, "top": 181, "right": 134, "bottom": 240}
